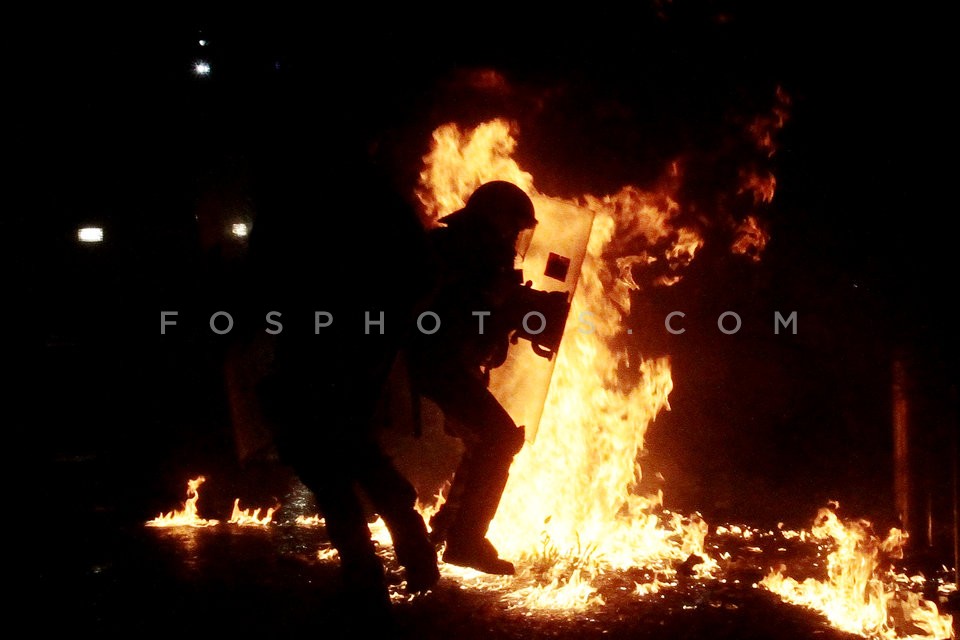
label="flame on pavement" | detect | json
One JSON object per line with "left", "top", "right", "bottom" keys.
{"left": 146, "top": 476, "right": 219, "bottom": 528}
{"left": 761, "top": 505, "right": 954, "bottom": 640}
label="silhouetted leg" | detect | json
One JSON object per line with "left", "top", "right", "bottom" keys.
{"left": 262, "top": 378, "right": 391, "bottom": 615}
{"left": 415, "top": 370, "right": 524, "bottom": 573}
{"left": 426, "top": 446, "right": 465, "bottom": 544}
{"left": 355, "top": 442, "right": 439, "bottom": 593}
{"left": 444, "top": 439, "right": 515, "bottom": 544}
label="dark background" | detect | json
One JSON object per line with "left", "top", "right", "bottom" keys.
{"left": 13, "top": 4, "right": 956, "bottom": 561}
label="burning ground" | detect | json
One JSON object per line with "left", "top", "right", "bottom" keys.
{"left": 41, "top": 473, "right": 955, "bottom": 638}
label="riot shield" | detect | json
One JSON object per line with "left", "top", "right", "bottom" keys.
{"left": 487, "top": 196, "right": 594, "bottom": 442}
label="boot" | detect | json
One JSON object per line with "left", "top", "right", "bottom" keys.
{"left": 392, "top": 528, "right": 440, "bottom": 594}
{"left": 442, "top": 536, "right": 515, "bottom": 575}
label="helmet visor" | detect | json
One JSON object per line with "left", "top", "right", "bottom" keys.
{"left": 514, "top": 226, "right": 536, "bottom": 264}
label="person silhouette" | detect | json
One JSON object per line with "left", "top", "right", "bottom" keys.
{"left": 247, "top": 145, "right": 440, "bottom": 620}
{"left": 404, "top": 180, "right": 537, "bottom": 575}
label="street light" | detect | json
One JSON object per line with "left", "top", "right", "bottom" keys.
{"left": 78, "top": 227, "right": 104, "bottom": 243}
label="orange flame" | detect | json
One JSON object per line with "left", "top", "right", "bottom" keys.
{"left": 583, "top": 185, "right": 703, "bottom": 305}
{"left": 739, "top": 169, "right": 777, "bottom": 205}
{"left": 228, "top": 498, "right": 277, "bottom": 526}
{"left": 416, "top": 119, "right": 534, "bottom": 226}
{"left": 417, "top": 120, "right": 713, "bottom": 608}
{"left": 760, "top": 505, "right": 954, "bottom": 639}
{"left": 748, "top": 85, "right": 791, "bottom": 158}
{"left": 146, "top": 476, "right": 219, "bottom": 528}
{"left": 369, "top": 516, "right": 394, "bottom": 548}
{"left": 731, "top": 215, "right": 769, "bottom": 262}
{"left": 731, "top": 87, "right": 789, "bottom": 262}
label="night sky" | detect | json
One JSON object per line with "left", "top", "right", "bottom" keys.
{"left": 15, "top": 5, "right": 957, "bottom": 544}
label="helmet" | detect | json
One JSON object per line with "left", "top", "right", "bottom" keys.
{"left": 441, "top": 181, "right": 537, "bottom": 234}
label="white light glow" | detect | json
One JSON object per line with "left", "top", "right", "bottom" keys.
{"left": 78, "top": 227, "right": 104, "bottom": 243}
{"left": 198, "top": 39, "right": 207, "bottom": 46}
{"left": 194, "top": 61, "right": 211, "bottom": 76}
{"left": 231, "top": 223, "right": 249, "bottom": 238}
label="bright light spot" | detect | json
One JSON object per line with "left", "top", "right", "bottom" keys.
{"left": 78, "top": 227, "right": 103, "bottom": 243}
{"left": 198, "top": 39, "right": 207, "bottom": 46}
{"left": 231, "top": 223, "right": 249, "bottom": 238}
{"left": 194, "top": 61, "right": 211, "bottom": 76}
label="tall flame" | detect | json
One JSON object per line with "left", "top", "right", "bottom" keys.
{"left": 417, "top": 119, "right": 712, "bottom": 608}
{"left": 146, "top": 476, "right": 219, "bottom": 528}
{"left": 761, "top": 506, "right": 954, "bottom": 639}
{"left": 416, "top": 120, "right": 534, "bottom": 226}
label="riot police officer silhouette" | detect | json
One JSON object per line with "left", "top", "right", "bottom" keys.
{"left": 406, "top": 180, "right": 537, "bottom": 575}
